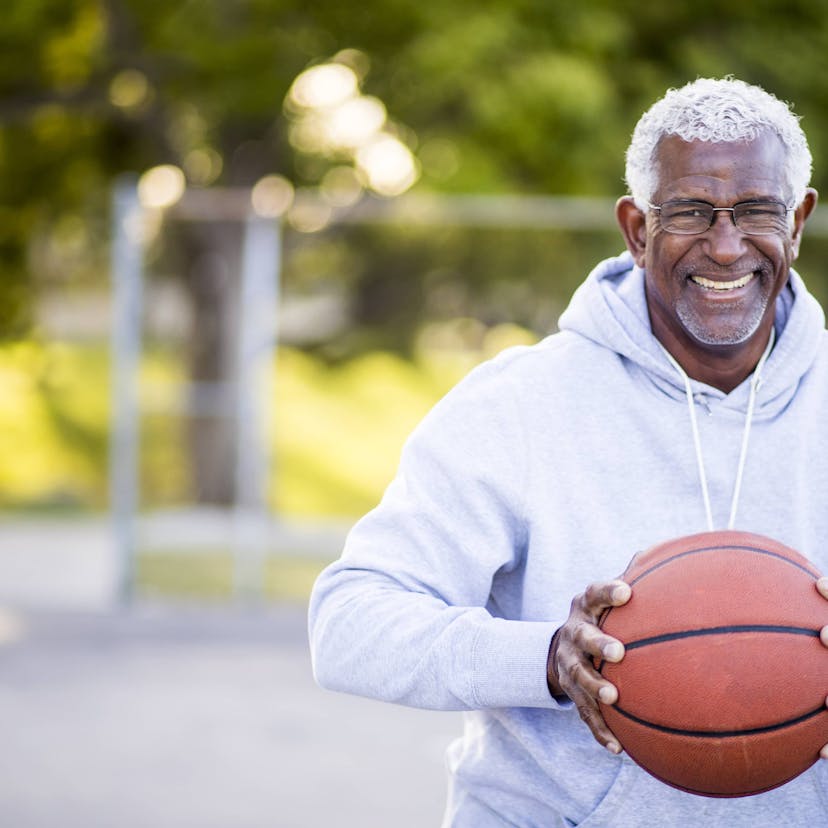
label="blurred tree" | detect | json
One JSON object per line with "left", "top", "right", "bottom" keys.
{"left": 4, "top": 1, "right": 828, "bottom": 318}
{"left": 4, "top": 0, "right": 828, "bottom": 502}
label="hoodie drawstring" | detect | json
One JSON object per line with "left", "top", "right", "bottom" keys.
{"left": 658, "top": 330, "right": 775, "bottom": 532}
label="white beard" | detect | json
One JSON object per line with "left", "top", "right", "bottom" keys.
{"left": 675, "top": 292, "right": 770, "bottom": 346}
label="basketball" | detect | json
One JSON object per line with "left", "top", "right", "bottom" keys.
{"left": 598, "top": 530, "right": 828, "bottom": 797}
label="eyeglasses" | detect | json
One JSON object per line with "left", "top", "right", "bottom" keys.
{"left": 647, "top": 200, "right": 794, "bottom": 236}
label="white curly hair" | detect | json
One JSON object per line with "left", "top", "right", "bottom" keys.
{"left": 625, "top": 77, "right": 812, "bottom": 210}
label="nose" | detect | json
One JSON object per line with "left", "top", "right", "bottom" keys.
{"left": 702, "top": 209, "right": 748, "bottom": 264}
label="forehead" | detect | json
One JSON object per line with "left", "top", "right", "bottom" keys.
{"left": 653, "top": 132, "right": 789, "bottom": 202}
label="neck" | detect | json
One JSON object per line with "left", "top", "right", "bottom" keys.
{"left": 651, "top": 323, "right": 775, "bottom": 394}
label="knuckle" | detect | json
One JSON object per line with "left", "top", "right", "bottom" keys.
{"left": 578, "top": 704, "right": 597, "bottom": 725}
{"left": 570, "top": 620, "right": 587, "bottom": 643}
{"left": 583, "top": 582, "right": 601, "bottom": 604}
{"left": 553, "top": 648, "right": 569, "bottom": 678}
{"left": 569, "top": 591, "right": 587, "bottom": 614}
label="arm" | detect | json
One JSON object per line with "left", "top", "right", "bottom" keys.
{"left": 546, "top": 579, "right": 631, "bottom": 755}
{"left": 309, "top": 362, "right": 563, "bottom": 712}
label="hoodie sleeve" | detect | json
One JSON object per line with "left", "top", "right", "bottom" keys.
{"left": 308, "top": 356, "right": 563, "bottom": 711}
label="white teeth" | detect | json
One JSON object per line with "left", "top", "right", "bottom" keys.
{"left": 690, "top": 273, "right": 754, "bottom": 290}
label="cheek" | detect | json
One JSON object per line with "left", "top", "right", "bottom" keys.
{"left": 645, "top": 234, "right": 688, "bottom": 277}
{"left": 758, "top": 239, "right": 793, "bottom": 277}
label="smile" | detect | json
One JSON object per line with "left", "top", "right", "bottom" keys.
{"left": 689, "top": 273, "right": 755, "bottom": 291}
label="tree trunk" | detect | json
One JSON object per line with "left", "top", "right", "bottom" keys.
{"left": 178, "top": 221, "right": 243, "bottom": 505}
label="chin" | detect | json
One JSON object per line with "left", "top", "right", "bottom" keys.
{"left": 677, "top": 302, "right": 770, "bottom": 348}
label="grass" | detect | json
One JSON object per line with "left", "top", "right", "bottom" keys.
{"left": 1, "top": 327, "right": 539, "bottom": 604}
{"left": 135, "top": 550, "right": 330, "bottom": 603}
{"left": 0, "top": 327, "right": 538, "bottom": 517}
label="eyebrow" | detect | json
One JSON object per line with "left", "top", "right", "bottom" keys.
{"left": 664, "top": 196, "right": 785, "bottom": 205}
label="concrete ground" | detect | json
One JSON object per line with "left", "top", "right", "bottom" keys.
{"left": 0, "top": 518, "right": 463, "bottom": 827}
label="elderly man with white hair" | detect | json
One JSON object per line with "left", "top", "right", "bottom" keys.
{"left": 309, "top": 78, "right": 828, "bottom": 826}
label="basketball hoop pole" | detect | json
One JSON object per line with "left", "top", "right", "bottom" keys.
{"left": 232, "top": 212, "right": 281, "bottom": 600}
{"left": 109, "top": 178, "right": 144, "bottom": 603}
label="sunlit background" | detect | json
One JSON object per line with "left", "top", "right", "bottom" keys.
{"left": 7, "top": 5, "right": 828, "bottom": 539}
{"left": 3, "top": 3, "right": 828, "bottom": 824}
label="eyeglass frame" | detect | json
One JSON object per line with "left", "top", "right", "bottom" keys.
{"left": 645, "top": 199, "right": 796, "bottom": 236}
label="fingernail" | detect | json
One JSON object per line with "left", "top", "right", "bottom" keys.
{"left": 606, "top": 741, "right": 622, "bottom": 755}
{"left": 821, "top": 744, "right": 828, "bottom": 760}
{"left": 612, "top": 584, "right": 631, "bottom": 604}
{"left": 603, "top": 642, "right": 624, "bottom": 662}
{"left": 598, "top": 686, "right": 617, "bottom": 705}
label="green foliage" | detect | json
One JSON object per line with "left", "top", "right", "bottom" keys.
{"left": 0, "top": 341, "right": 109, "bottom": 508}
{"left": 272, "top": 346, "right": 470, "bottom": 516}
{"left": 285, "top": 221, "right": 623, "bottom": 359}
{"left": 5, "top": 1, "right": 828, "bottom": 331}
{"left": 0, "top": 337, "right": 535, "bottom": 516}
{"left": 136, "top": 550, "right": 329, "bottom": 602}
{"left": 6, "top": 1, "right": 828, "bottom": 520}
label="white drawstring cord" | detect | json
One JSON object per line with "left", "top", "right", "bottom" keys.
{"left": 728, "top": 329, "right": 774, "bottom": 529}
{"left": 660, "top": 346, "right": 715, "bottom": 530}
{"left": 658, "top": 329, "right": 775, "bottom": 532}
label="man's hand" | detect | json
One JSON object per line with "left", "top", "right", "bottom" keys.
{"left": 818, "top": 577, "right": 828, "bottom": 761}
{"left": 547, "top": 579, "right": 631, "bottom": 755}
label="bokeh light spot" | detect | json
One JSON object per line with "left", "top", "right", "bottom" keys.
{"left": 184, "top": 147, "right": 223, "bottom": 186}
{"left": 320, "top": 166, "right": 363, "bottom": 207}
{"left": 137, "top": 165, "right": 186, "bottom": 209}
{"left": 109, "top": 69, "right": 151, "bottom": 109}
{"left": 356, "top": 136, "right": 419, "bottom": 196}
{"left": 288, "top": 63, "right": 359, "bottom": 110}
{"left": 288, "top": 190, "right": 332, "bottom": 233}
{"left": 251, "top": 175, "right": 295, "bottom": 218}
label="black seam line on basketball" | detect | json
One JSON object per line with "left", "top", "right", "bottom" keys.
{"left": 627, "top": 545, "right": 820, "bottom": 586}
{"left": 624, "top": 624, "right": 819, "bottom": 651}
{"left": 611, "top": 703, "right": 826, "bottom": 738}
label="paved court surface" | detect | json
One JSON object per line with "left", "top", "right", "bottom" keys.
{"left": 0, "top": 601, "right": 462, "bottom": 827}
{"left": 0, "top": 512, "right": 352, "bottom": 610}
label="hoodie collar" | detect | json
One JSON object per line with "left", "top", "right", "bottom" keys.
{"left": 557, "top": 251, "right": 825, "bottom": 418}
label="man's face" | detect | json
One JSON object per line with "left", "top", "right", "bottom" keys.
{"left": 639, "top": 132, "right": 807, "bottom": 358}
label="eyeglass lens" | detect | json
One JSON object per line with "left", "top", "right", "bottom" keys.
{"left": 657, "top": 201, "right": 790, "bottom": 235}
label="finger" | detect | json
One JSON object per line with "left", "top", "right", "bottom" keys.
{"left": 567, "top": 619, "right": 626, "bottom": 664}
{"left": 610, "top": 581, "right": 632, "bottom": 606}
{"left": 820, "top": 625, "right": 828, "bottom": 649}
{"left": 583, "top": 580, "right": 632, "bottom": 612}
{"left": 559, "top": 651, "right": 619, "bottom": 702}
{"left": 817, "top": 577, "right": 828, "bottom": 601}
{"left": 601, "top": 638, "right": 625, "bottom": 662}
{"left": 551, "top": 646, "right": 620, "bottom": 726}
{"left": 598, "top": 683, "right": 619, "bottom": 705}
{"left": 570, "top": 691, "right": 623, "bottom": 755}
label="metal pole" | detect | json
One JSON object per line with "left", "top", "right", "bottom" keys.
{"left": 233, "top": 212, "right": 281, "bottom": 599}
{"left": 109, "top": 178, "right": 144, "bottom": 603}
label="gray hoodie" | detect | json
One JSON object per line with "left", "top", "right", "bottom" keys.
{"left": 309, "top": 251, "right": 828, "bottom": 826}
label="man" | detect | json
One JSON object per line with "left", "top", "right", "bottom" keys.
{"left": 309, "top": 78, "right": 828, "bottom": 826}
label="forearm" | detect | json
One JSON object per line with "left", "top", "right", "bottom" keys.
{"left": 309, "top": 564, "right": 561, "bottom": 711}
{"left": 307, "top": 360, "right": 563, "bottom": 709}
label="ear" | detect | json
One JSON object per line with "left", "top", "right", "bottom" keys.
{"left": 615, "top": 196, "right": 648, "bottom": 268}
{"left": 790, "top": 188, "right": 818, "bottom": 260}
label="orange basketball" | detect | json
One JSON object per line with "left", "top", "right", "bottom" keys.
{"left": 598, "top": 530, "right": 828, "bottom": 797}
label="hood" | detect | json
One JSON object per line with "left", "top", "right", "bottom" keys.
{"left": 557, "top": 250, "right": 826, "bottom": 419}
